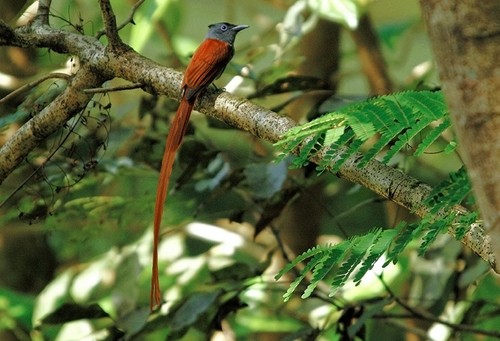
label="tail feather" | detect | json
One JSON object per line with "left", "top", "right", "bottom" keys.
{"left": 151, "top": 96, "right": 194, "bottom": 311}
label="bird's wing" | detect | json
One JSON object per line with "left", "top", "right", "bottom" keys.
{"left": 183, "top": 38, "right": 234, "bottom": 101}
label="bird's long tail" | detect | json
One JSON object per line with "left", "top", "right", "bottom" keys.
{"left": 151, "top": 95, "right": 194, "bottom": 311}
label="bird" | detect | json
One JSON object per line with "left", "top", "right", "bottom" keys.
{"left": 151, "top": 22, "right": 249, "bottom": 311}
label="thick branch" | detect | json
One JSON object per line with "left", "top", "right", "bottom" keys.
{"left": 34, "top": 0, "right": 51, "bottom": 26}
{"left": 195, "top": 90, "right": 496, "bottom": 270}
{"left": 0, "top": 65, "right": 105, "bottom": 182}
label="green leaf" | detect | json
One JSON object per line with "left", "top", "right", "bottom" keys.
{"left": 244, "top": 161, "right": 288, "bottom": 199}
{"left": 40, "top": 303, "right": 109, "bottom": 324}
{"left": 275, "top": 245, "right": 328, "bottom": 281}
{"left": 170, "top": 291, "right": 222, "bottom": 331}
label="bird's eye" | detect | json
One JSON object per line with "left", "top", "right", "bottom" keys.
{"left": 220, "top": 24, "right": 228, "bottom": 31}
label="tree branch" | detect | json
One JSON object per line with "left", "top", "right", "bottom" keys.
{"left": 34, "top": 0, "right": 51, "bottom": 26}
{"left": 0, "top": 64, "right": 105, "bottom": 182}
{"left": 98, "top": 0, "right": 122, "bottom": 47}
{"left": 96, "top": 0, "right": 145, "bottom": 39}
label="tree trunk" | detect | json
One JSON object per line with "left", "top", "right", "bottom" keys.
{"left": 419, "top": 0, "right": 500, "bottom": 271}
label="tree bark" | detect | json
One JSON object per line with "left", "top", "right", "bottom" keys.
{"left": 419, "top": 0, "right": 500, "bottom": 270}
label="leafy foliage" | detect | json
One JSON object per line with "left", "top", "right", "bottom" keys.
{"left": 275, "top": 92, "right": 481, "bottom": 301}
{"left": 276, "top": 228, "right": 397, "bottom": 301}
{"left": 419, "top": 166, "right": 477, "bottom": 251}
{"left": 275, "top": 90, "right": 454, "bottom": 173}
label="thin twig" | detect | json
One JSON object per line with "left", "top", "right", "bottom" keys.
{"left": 117, "top": 0, "right": 145, "bottom": 31}
{"left": 96, "top": 0, "right": 145, "bottom": 39}
{"left": 269, "top": 224, "right": 294, "bottom": 265}
{"left": 0, "top": 73, "right": 71, "bottom": 104}
{"left": 83, "top": 82, "right": 143, "bottom": 94}
{"left": 380, "top": 277, "right": 500, "bottom": 338}
{"left": 0, "top": 108, "right": 85, "bottom": 209}
{"left": 98, "top": 0, "right": 121, "bottom": 46}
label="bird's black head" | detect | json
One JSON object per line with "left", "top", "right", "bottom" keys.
{"left": 205, "top": 22, "right": 249, "bottom": 45}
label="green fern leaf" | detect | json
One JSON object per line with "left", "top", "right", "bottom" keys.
{"left": 347, "top": 109, "right": 377, "bottom": 140}
{"left": 370, "top": 97, "right": 411, "bottom": 141}
{"left": 274, "top": 113, "right": 345, "bottom": 150}
{"left": 324, "top": 125, "right": 346, "bottom": 146}
{"left": 419, "top": 214, "right": 454, "bottom": 255}
{"left": 384, "top": 222, "right": 424, "bottom": 266}
{"left": 302, "top": 241, "right": 352, "bottom": 299}
{"left": 425, "top": 167, "right": 471, "bottom": 215}
{"left": 317, "top": 129, "right": 356, "bottom": 173}
{"left": 275, "top": 245, "right": 328, "bottom": 281}
{"left": 417, "top": 167, "right": 475, "bottom": 255}
{"left": 329, "top": 231, "right": 380, "bottom": 296}
{"left": 398, "top": 91, "right": 446, "bottom": 120}
{"left": 276, "top": 90, "right": 451, "bottom": 173}
{"left": 354, "top": 229, "right": 398, "bottom": 284}
{"left": 282, "top": 252, "right": 324, "bottom": 302}
{"left": 383, "top": 118, "right": 428, "bottom": 163}
{"left": 331, "top": 138, "right": 364, "bottom": 173}
{"left": 359, "top": 132, "right": 397, "bottom": 167}
{"left": 289, "top": 133, "right": 322, "bottom": 168}
{"left": 414, "top": 118, "right": 452, "bottom": 156}
{"left": 454, "top": 212, "right": 477, "bottom": 240}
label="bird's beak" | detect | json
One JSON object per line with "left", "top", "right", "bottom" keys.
{"left": 232, "top": 25, "right": 249, "bottom": 32}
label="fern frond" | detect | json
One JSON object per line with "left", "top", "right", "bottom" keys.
{"left": 419, "top": 214, "right": 455, "bottom": 254}
{"left": 414, "top": 118, "right": 451, "bottom": 156}
{"left": 282, "top": 251, "right": 326, "bottom": 302}
{"left": 275, "top": 245, "right": 329, "bottom": 281}
{"left": 329, "top": 229, "right": 382, "bottom": 296}
{"left": 278, "top": 229, "right": 407, "bottom": 300}
{"left": 317, "top": 129, "right": 356, "bottom": 173}
{"left": 425, "top": 167, "right": 472, "bottom": 215}
{"left": 290, "top": 133, "right": 323, "bottom": 169}
{"left": 398, "top": 90, "right": 446, "bottom": 120}
{"left": 302, "top": 241, "right": 353, "bottom": 299}
{"left": 417, "top": 167, "right": 476, "bottom": 254}
{"left": 276, "top": 245, "right": 333, "bottom": 302}
{"left": 274, "top": 113, "right": 346, "bottom": 165}
{"left": 275, "top": 90, "right": 454, "bottom": 172}
{"left": 354, "top": 229, "right": 398, "bottom": 284}
{"left": 274, "top": 113, "right": 346, "bottom": 149}
{"left": 454, "top": 212, "right": 478, "bottom": 240}
{"left": 274, "top": 91, "right": 484, "bottom": 302}
{"left": 384, "top": 222, "right": 423, "bottom": 266}
{"left": 383, "top": 123, "right": 424, "bottom": 163}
